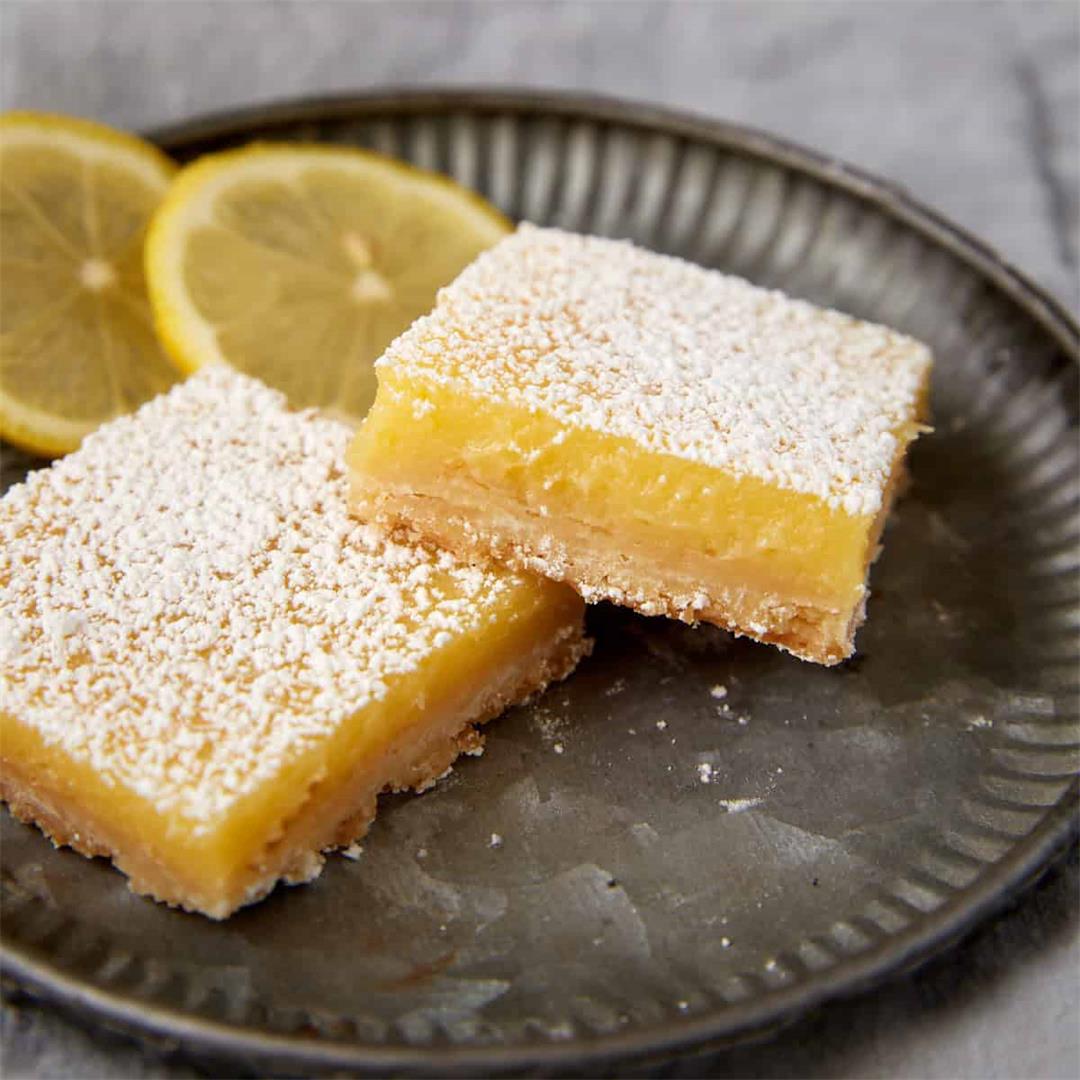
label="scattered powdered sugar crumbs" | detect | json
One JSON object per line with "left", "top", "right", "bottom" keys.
{"left": 0, "top": 367, "right": 524, "bottom": 829}
{"left": 379, "top": 225, "right": 932, "bottom": 515}
{"left": 717, "top": 796, "right": 765, "bottom": 814}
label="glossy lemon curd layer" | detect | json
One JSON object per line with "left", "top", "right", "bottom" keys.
{"left": 1, "top": 576, "right": 578, "bottom": 905}
{"left": 350, "top": 372, "right": 896, "bottom": 612}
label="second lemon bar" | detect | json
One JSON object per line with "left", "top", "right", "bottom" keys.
{"left": 349, "top": 225, "right": 932, "bottom": 664}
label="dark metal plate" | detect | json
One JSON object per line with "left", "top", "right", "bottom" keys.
{"left": 2, "top": 90, "right": 1077, "bottom": 1075}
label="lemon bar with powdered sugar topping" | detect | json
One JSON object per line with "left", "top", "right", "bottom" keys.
{"left": 0, "top": 366, "right": 587, "bottom": 918}
{"left": 349, "top": 225, "right": 931, "bottom": 664}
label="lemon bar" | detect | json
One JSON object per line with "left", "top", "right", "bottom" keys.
{"left": 349, "top": 225, "right": 931, "bottom": 664}
{"left": 0, "top": 367, "right": 587, "bottom": 918}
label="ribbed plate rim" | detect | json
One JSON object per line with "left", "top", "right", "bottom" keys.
{"left": 2, "top": 88, "right": 1077, "bottom": 1074}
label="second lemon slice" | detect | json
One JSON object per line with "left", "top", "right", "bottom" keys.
{"left": 145, "top": 145, "right": 510, "bottom": 423}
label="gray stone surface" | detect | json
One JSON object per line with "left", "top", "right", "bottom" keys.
{"left": 1, "top": 1, "right": 1077, "bottom": 1077}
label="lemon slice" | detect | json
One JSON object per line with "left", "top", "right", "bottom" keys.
{"left": 145, "top": 144, "right": 511, "bottom": 423}
{"left": 0, "top": 112, "right": 178, "bottom": 456}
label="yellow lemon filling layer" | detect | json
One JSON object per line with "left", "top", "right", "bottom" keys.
{"left": 351, "top": 369, "right": 887, "bottom": 613}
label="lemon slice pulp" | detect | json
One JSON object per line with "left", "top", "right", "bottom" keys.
{"left": 0, "top": 112, "right": 179, "bottom": 456}
{"left": 145, "top": 145, "right": 510, "bottom": 423}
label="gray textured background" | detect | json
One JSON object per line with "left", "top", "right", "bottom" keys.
{"left": 1, "top": 1, "right": 1078, "bottom": 1077}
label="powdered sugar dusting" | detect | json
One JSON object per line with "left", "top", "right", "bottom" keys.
{"left": 718, "top": 796, "right": 765, "bottom": 814}
{"left": 378, "top": 225, "right": 931, "bottom": 514}
{"left": 0, "top": 367, "right": 526, "bottom": 829}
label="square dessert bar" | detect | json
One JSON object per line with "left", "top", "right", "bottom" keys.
{"left": 349, "top": 225, "right": 932, "bottom": 664}
{"left": 0, "top": 367, "right": 587, "bottom": 918}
